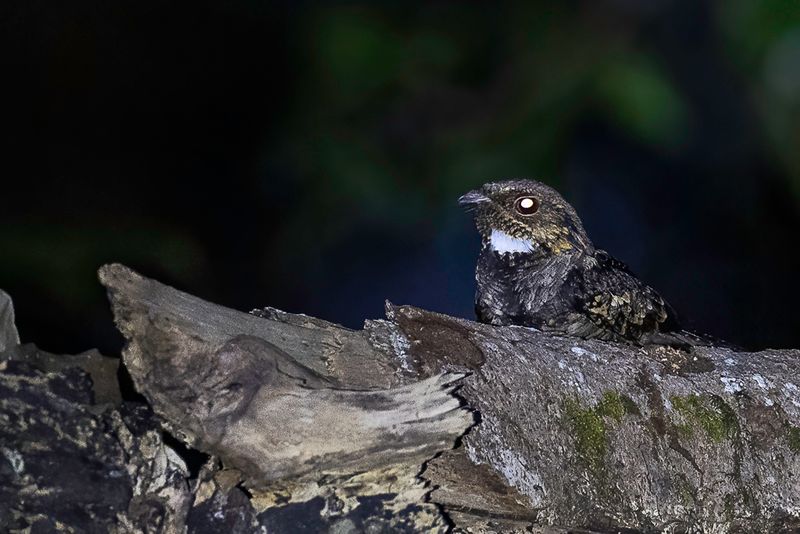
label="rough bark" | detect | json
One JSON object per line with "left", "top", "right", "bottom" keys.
{"left": 0, "top": 350, "right": 192, "bottom": 532}
{"left": 392, "top": 308, "right": 800, "bottom": 532}
{"left": 3, "top": 263, "right": 800, "bottom": 533}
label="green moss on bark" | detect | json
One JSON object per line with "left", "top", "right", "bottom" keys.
{"left": 596, "top": 391, "right": 639, "bottom": 421}
{"left": 565, "top": 399, "right": 607, "bottom": 471}
{"left": 786, "top": 423, "right": 800, "bottom": 453}
{"left": 670, "top": 394, "right": 738, "bottom": 443}
{"left": 564, "top": 391, "right": 639, "bottom": 472}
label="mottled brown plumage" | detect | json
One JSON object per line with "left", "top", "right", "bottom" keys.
{"left": 460, "top": 179, "right": 686, "bottom": 345}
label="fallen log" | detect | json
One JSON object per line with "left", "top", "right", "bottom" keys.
{"left": 96, "top": 263, "right": 800, "bottom": 533}
{"left": 3, "top": 264, "right": 800, "bottom": 533}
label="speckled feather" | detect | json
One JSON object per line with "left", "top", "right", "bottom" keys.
{"left": 461, "top": 179, "right": 684, "bottom": 345}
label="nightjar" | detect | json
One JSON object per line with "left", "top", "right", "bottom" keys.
{"left": 460, "top": 179, "right": 696, "bottom": 345}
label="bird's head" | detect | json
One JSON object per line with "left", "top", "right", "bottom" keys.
{"left": 459, "top": 179, "right": 592, "bottom": 255}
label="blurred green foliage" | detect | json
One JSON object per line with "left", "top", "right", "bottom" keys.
{"left": 3, "top": 0, "right": 800, "bottom": 352}
{"left": 719, "top": 0, "right": 800, "bottom": 195}
{"left": 269, "top": 0, "right": 800, "bottom": 254}
{"left": 594, "top": 56, "right": 688, "bottom": 148}
{"left": 0, "top": 223, "right": 206, "bottom": 308}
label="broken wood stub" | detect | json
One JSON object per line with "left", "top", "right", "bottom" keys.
{"left": 98, "top": 263, "right": 474, "bottom": 532}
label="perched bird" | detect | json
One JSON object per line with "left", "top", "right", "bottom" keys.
{"left": 459, "top": 179, "right": 692, "bottom": 345}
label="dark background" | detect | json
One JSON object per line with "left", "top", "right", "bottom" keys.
{"left": 2, "top": 0, "right": 799, "bottom": 355}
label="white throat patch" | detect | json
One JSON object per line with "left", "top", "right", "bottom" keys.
{"left": 489, "top": 229, "right": 535, "bottom": 255}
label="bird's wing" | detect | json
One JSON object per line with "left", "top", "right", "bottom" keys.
{"left": 575, "top": 251, "right": 675, "bottom": 342}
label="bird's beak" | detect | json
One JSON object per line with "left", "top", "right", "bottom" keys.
{"left": 458, "top": 189, "right": 489, "bottom": 207}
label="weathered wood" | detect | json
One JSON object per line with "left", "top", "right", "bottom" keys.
{"left": 99, "top": 263, "right": 473, "bottom": 532}
{"left": 98, "top": 263, "right": 402, "bottom": 389}
{"left": 90, "top": 263, "right": 800, "bottom": 532}
{"left": 116, "top": 329, "right": 471, "bottom": 488}
{"left": 0, "top": 289, "right": 19, "bottom": 352}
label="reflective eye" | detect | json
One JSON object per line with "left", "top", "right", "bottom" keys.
{"left": 514, "top": 196, "right": 540, "bottom": 215}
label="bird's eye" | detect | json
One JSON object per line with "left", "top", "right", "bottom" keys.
{"left": 514, "top": 196, "right": 540, "bottom": 215}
